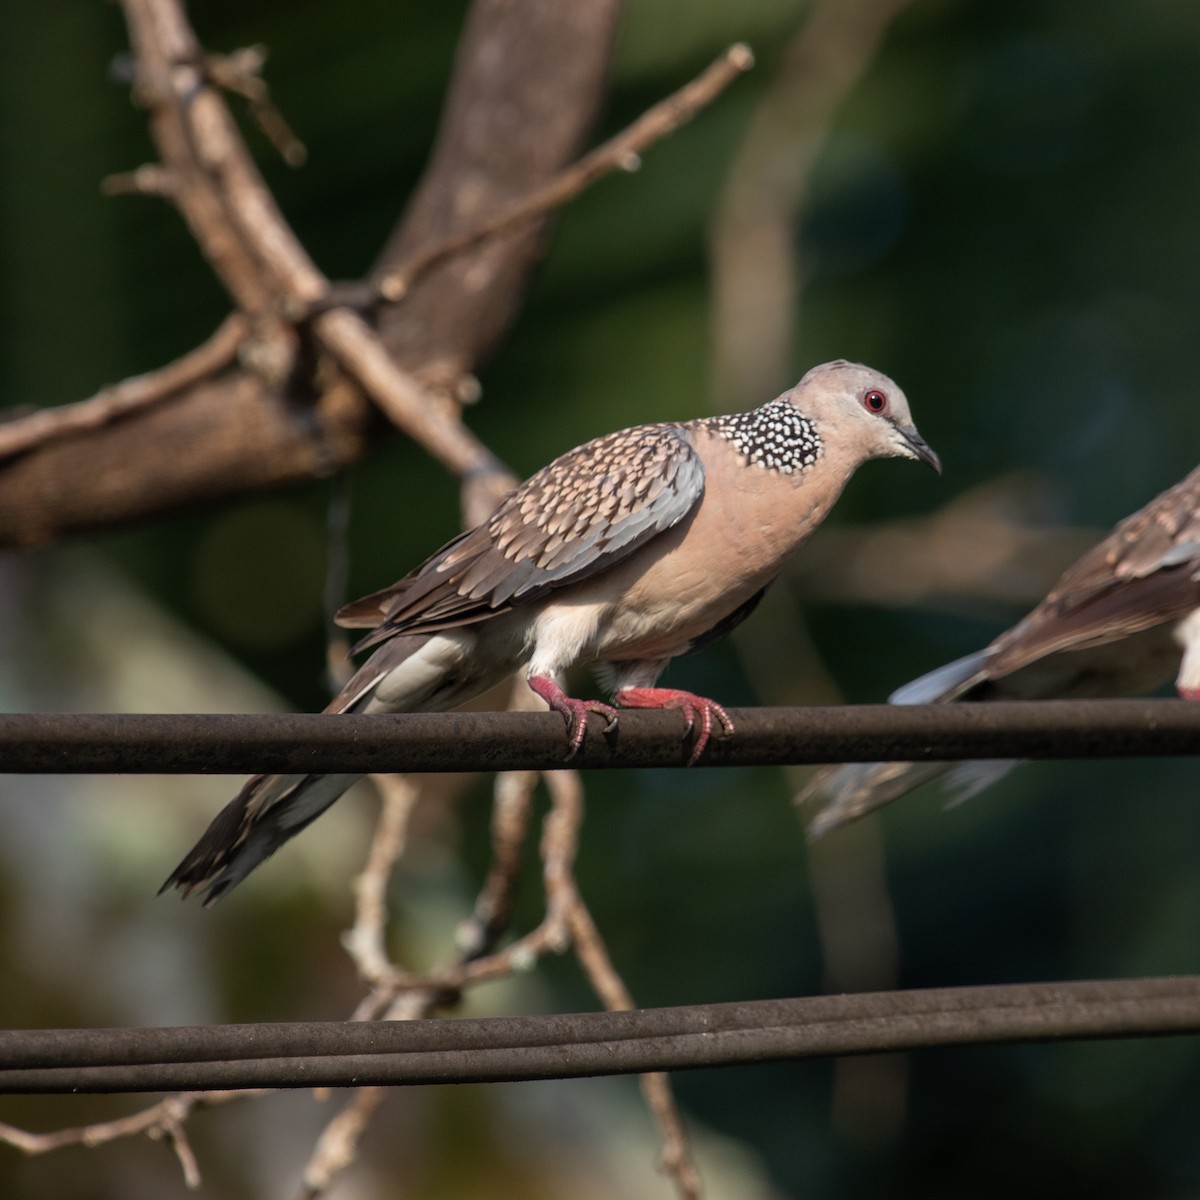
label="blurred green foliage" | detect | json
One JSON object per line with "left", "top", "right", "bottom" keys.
{"left": 3, "top": 0, "right": 1200, "bottom": 1197}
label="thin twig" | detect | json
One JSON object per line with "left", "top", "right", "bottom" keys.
{"left": 0, "top": 314, "right": 247, "bottom": 461}
{"left": 286, "top": 735, "right": 580, "bottom": 1199}
{"left": 205, "top": 45, "right": 308, "bottom": 166}
{"left": 351, "top": 681, "right": 581, "bottom": 1012}
{"left": 311, "top": 307, "right": 510, "bottom": 483}
{"left": 308, "top": 775, "right": 419, "bottom": 1195}
{"left": 101, "top": 162, "right": 176, "bottom": 196}
{"left": 120, "top": 0, "right": 283, "bottom": 313}
{"left": 0, "top": 1090, "right": 268, "bottom": 1186}
{"left": 376, "top": 43, "right": 755, "bottom": 302}
{"left": 348, "top": 749, "right": 583, "bottom": 1003}
{"left": 342, "top": 775, "right": 420, "bottom": 987}
{"left": 386, "top": 747, "right": 585, "bottom": 1000}
{"left": 459, "top": 769, "right": 539, "bottom": 959}
{"left": 461, "top": 681, "right": 549, "bottom": 960}
{"left": 297, "top": 1086, "right": 387, "bottom": 1200}
{"left": 151, "top": 1109, "right": 202, "bottom": 1190}
{"left": 309, "top": 682, "right": 557, "bottom": 1196}
{"left": 567, "top": 894, "right": 701, "bottom": 1200}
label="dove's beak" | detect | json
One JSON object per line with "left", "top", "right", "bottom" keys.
{"left": 899, "top": 425, "right": 942, "bottom": 474}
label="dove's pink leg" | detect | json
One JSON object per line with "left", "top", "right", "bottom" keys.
{"left": 528, "top": 675, "right": 620, "bottom": 756}
{"left": 614, "top": 687, "right": 735, "bottom": 764}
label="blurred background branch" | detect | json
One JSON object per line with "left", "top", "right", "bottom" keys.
{"left": 0, "top": 0, "right": 624, "bottom": 547}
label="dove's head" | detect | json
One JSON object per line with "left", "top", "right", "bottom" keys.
{"left": 791, "top": 359, "right": 941, "bottom": 474}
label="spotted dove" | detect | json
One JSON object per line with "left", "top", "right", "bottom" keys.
{"left": 163, "top": 360, "right": 939, "bottom": 902}
{"left": 804, "top": 464, "right": 1200, "bottom": 837}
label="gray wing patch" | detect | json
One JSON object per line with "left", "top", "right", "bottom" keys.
{"left": 485, "top": 423, "right": 706, "bottom": 597}
{"left": 342, "top": 424, "right": 705, "bottom": 650}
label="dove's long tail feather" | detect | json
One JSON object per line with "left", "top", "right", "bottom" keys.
{"left": 161, "top": 771, "right": 365, "bottom": 905}
{"left": 163, "top": 631, "right": 509, "bottom": 904}
{"left": 802, "top": 757, "right": 1017, "bottom": 838}
{"left": 801, "top": 649, "right": 1003, "bottom": 837}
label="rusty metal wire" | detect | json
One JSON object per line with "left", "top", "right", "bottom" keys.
{"left": 0, "top": 700, "right": 1197, "bottom": 774}
{"left": 2, "top": 977, "right": 1199, "bottom": 1094}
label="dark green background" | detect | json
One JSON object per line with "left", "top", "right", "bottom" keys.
{"left": 2, "top": 1, "right": 1200, "bottom": 1196}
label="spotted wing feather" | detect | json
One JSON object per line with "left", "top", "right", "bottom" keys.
{"left": 982, "top": 465, "right": 1200, "bottom": 678}
{"left": 338, "top": 424, "right": 705, "bottom": 652}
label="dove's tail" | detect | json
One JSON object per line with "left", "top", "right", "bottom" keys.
{"left": 163, "top": 630, "right": 507, "bottom": 904}
{"left": 160, "top": 770, "right": 365, "bottom": 905}
{"left": 801, "top": 758, "right": 1017, "bottom": 839}
{"left": 799, "top": 649, "right": 1017, "bottom": 836}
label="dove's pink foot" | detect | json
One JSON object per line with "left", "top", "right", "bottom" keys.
{"left": 528, "top": 675, "right": 620, "bottom": 757}
{"left": 1179, "top": 686, "right": 1200, "bottom": 700}
{"left": 614, "top": 687, "right": 734, "bottom": 764}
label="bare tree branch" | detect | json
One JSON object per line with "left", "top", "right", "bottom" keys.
{"left": 311, "top": 307, "right": 511, "bottom": 486}
{"left": 121, "top": 0, "right": 302, "bottom": 315}
{"left": 299, "top": 683, "right": 570, "bottom": 1194}
{"left": 298, "top": 1086, "right": 387, "bottom": 1200}
{"left": 0, "top": 1090, "right": 267, "bottom": 1188}
{"left": 377, "top": 43, "right": 754, "bottom": 302}
{"left": 341, "top": 774, "right": 420, "bottom": 986}
{"left": 0, "top": 0, "right": 622, "bottom": 546}
{"left": 460, "top": 768, "right": 540, "bottom": 958}
{"left": 0, "top": 313, "right": 247, "bottom": 460}
{"left": 118, "top": 0, "right": 515, "bottom": 496}
{"left": 0, "top": 5, "right": 751, "bottom": 1191}
{"left": 206, "top": 44, "right": 308, "bottom": 167}
{"left": 0, "top": 0, "right": 755, "bottom": 547}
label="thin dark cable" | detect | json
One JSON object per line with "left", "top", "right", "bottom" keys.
{"left": 2, "top": 977, "right": 1199, "bottom": 1094}
{"left": 0, "top": 700, "right": 1197, "bottom": 774}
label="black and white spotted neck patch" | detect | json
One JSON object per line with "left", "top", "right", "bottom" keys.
{"left": 705, "top": 399, "right": 823, "bottom": 474}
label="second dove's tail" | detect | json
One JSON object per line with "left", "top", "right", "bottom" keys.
{"left": 802, "top": 757, "right": 1017, "bottom": 838}
{"left": 800, "top": 649, "right": 1016, "bottom": 836}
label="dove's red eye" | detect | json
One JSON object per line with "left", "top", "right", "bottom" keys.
{"left": 862, "top": 389, "right": 888, "bottom": 414}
